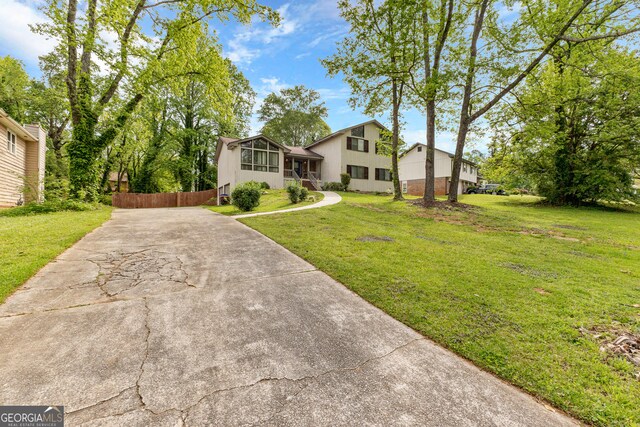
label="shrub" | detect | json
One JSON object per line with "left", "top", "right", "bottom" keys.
{"left": 260, "top": 181, "right": 270, "bottom": 190}
{"left": 0, "top": 199, "right": 99, "bottom": 217}
{"left": 231, "top": 182, "right": 261, "bottom": 211}
{"left": 286, "top": 183, "right": 309, "bottom": 204}
{"left": 99, "top": 194, "right": 113, "bottom": 206}
{"left": 286, "top": 183, "right": 302, "bottom": 204}
{"left": 340, "top": 173, "right": 351, "bottom": 191}
{"left": 322, "top": 182, "right": 343, "bottom": 191}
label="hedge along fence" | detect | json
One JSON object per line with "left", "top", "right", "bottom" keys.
{"left": 112, "top": 189, "right": 217, "bottom": 209}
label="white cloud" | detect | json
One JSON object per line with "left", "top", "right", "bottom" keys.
{"left": 316, "top": 86, "right": 350, "bottom": 100}
{"left": 0, "top": 0, "right": 57, "bottom": 66}
{"left": 226, "top": 3, "right": 298, "bottom": 65}
{"left": 308, "top": 27, "right": 347, "bottom": 48}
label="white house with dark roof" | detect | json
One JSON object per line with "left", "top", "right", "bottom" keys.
{"left": 398, "top": 143, "right": 479, "bottom": 196}
{"left": 214, "top": 120, "right": 395, "bottom": 201}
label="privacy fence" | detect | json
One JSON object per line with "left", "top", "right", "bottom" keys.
{"left": 112, "top": 189, "right": 217, "bottom": 209}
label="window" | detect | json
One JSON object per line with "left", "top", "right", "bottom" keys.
{"left": 402, "top": 181, "right": 408, "bottom": 194}
{"left": 6, "top": 130, "right": 16, "bottom": 154}
{"left": 351, "top": 125, "right": 364, "bottom": 138}
{"left": 375, "top": 168, "right": 392, "bottom": 181}
{"left": 470, "top": 166, "right": 475, "bottom": 174}
{"left": 347, "top": 165, "right": 368, "bottom": 179}
{"left": 463, "top": 163, "right": 468, "bottom": 173}
{"left": 417, "top": 146, "right": 422, "bottom": 152}
{"left": 346, "top": 136, "right": 369, "bottom": 152}
{"left": 240, "top": 138, "right": 279, "bottom": 173}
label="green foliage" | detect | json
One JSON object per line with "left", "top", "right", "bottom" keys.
{"left": 231, "top": 182, "right": 262, "bottom": 212}
{"left": 340, "top": 173, "right": 351, "bottom": 191}
{"left": 0, "top": 200, "right": 100, "bottom": 217}
{"left": 258, "top": 85, "right": 331, "bottom": 146}
{"left": 0, "top": 56, "right": 30, "bottom": 121}
{"left": 286, "top": 183, "right": 309, "bottom": 204}
{"left": 321, "top": 182, "right": 344, "bottom": 192}
{"left": 260, "top": 182, "right": 270, "bottom": 190}
{"left": 488, "top": 46, "right": 640, "bottom": 205}
{"left": 35, "top": 0, "right": 276, "bottom": 200}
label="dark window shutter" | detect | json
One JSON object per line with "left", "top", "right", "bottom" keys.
{"left": 347, "top": 165, "right": 352, "bottom": 176}
{"left": 346, "top": 137, "right": 352, "bottom": 150}
{"left": 364, "top": 140, "right": 369, "bottom": 152}
{"left": 364, "top": 167, "right": 369, "bottom": 179}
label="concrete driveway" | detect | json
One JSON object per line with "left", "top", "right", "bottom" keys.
{"left": 0, "top": 208, "right": 576, "bottom": 426}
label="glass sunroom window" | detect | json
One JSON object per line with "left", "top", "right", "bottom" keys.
{"left": 240, "top": 138, "right": 279, "bottom": 173}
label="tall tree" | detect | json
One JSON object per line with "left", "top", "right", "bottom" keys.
{"left": 323, "top": 0, "right": 419, "bottom": 200}
{"left": 258, "top": 85, "right": 330, "bottom": 147}
{"left": 446, "top": 0, "right": 640, "bottom": 202}
{"left": 35, "top": 0, "right": 276, "bottom": 199}
{"left": 0, "top": 56, "right": 31, "bottom": 122}
{"left": 405, "top": 0, "right": 461, "bottom": 203}
{"left": 488, "top": 46, "right": 640, "bottom": 205}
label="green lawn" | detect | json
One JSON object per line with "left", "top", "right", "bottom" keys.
{"left": 241, "top": 193, "right": 640, "bottom": 426}
{"left": 207, "top": 189, "right": 324, "bottom": 216}
{"left": 0, "top": 208, "right": 112, "bottom": 303}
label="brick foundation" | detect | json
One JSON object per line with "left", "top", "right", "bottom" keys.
{"left": 405, "top": 177, "right": 449, "bottom": 196}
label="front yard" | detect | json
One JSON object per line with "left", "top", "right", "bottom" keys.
{"left": 241, "top": 193, "right": 640, "bottom": 426}
{"left": 0, "top": 208, "right": 112, "bottom": 303}
{"left": 207, "top": 189, "right": 324, "bottom": 216}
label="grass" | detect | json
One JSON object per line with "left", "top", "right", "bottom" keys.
{"left": 241, "top": 193, "right": 640, "bottom": 426}
{"left": 0, "top": 207, "right": 112, "bottom": 303}
{"left": 207, "top": 189, "right": 324, "bottom": 216}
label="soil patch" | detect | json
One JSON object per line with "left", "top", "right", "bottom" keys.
{"left": 356, "top": 235, "right": 395, "bottom": 242}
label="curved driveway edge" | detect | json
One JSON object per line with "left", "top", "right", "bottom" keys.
{"left": 0, "top": 207, "right": 577, "bottom": 426}
{"left": 232, "top": 191, "right": 341, "bottom": 219}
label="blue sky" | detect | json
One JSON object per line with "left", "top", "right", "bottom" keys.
{"left": 0, "top": 0, "right": 480, "bottom": 152}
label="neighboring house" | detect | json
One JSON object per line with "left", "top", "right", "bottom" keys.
{"left": 399, "top": 143, "right": 479, "bottom": 196}
{"left": 108, "top": 171, "right": 129, "bottom": 193}
{"left": 214, "top": 120, "right": 394, "bottom": 202}
{"left": 0, "top": 108, "right": 46, "bottom": 207}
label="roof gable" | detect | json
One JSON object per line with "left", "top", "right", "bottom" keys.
{"left": 306, "top": 119, "right": 389, "bottom": 149}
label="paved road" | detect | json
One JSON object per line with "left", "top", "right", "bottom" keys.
{"left": 0, "top": 208, "right": 576, "bottom": 426}
{"left": 232, "top": 191, "right": 341, "bottom": 219}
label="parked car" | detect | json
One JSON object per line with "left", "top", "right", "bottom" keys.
{"left": 466, "top": 184, "right": 506, "bottom": 195}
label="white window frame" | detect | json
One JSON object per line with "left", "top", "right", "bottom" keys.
{"left": 6, "top": 130, "right": 16, "bottom": 154}
{"left": 402, "top": 181, "right": 408, "bottom": 193}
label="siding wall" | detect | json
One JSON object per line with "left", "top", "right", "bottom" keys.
{"left": 217, "top": 139, "right": 286, "bottom": 203}
{"left": 399, "top": 145, "right": 479, "bottom": 195}
{"left": 24, "top": 124, "right": 46, "bottom": 202}
{"left": 311, "top": 122, "right": 393, "bottom": 192}
{"left": 0, "top": 123, "right": 28, "bottom": 206}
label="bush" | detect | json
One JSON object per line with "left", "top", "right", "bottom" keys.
{"left": 260, "top": 181, "right": 270, "bottom": 190}
{"left": 99, "top": 194, "right": 113, "bottom": 206}
{"left": 231, "top": 182, "right": 261, "bottom": 211}
{"left": 0, "top": 199, "right": 99, "bottom": 217}
{"left": 286, "top": 183, "right": 309, "bottom": 204}
{"left": 322, "top": 182, "right": 344, "bottom": 191}
{"left": 340, "top": 173, "right": 351, "bottom": 191}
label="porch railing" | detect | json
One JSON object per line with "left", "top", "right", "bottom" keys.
{"left": 308, "top": 172, "right": 321, "bottom": 191}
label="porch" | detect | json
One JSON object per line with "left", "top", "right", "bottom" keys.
{"left": 283, "top": 148, "right": 324, "bottom": 190}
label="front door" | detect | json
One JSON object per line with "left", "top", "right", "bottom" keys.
{"left": 294, "top": 160, "right": 303, "bottom": 178}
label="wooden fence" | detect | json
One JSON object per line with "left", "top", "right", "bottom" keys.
{"left": 112, "top": 189, "right": 217, "bottom": 209}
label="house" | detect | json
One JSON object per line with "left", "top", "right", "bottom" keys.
{"left": 214, "top": 120, "right": 394, "bottom": 202}
{"left": 0, "top": 108, "right": 46, "bottom": 207}
{"left": 399, "top": 143, "right": 479, "bottom": 196}
{"left": 108, "top": 171, "right": 129, "bottom": 193}
{"left": 305, "top": 120, "right": 393, "bottom": 193}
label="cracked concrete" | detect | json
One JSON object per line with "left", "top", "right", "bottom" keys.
{"left": 0, "top": 207, "right": 577, "bottom": 426}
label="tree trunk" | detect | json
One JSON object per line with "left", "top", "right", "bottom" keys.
{"left": 424, "top": 101, "right": 436, "bottom": 202}
{"left": 448, "top": 0, "right": 488, "bottom": 202}
{"left": 391, "top": 78, "right": 403, "bottom": 201}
